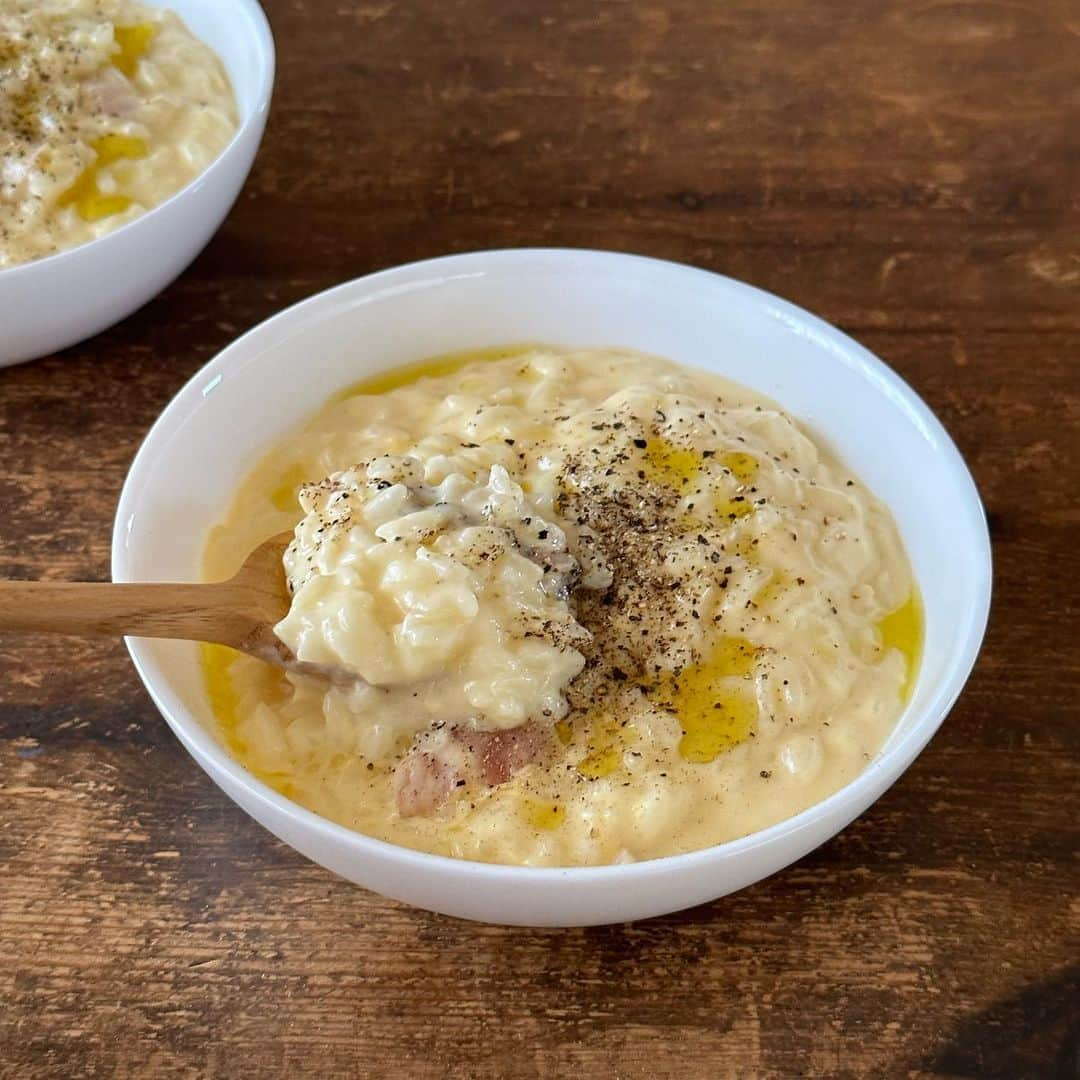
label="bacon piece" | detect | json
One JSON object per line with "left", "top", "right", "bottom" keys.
{"left": 85, "top": 69, "right": 140, "bottom": 117}
{"left": 453, "top": 724, "right": 552, "bottom": 785}
{"left": 394, "top": 751, "right": 462, "bottom": 818}
{"left": 393, "top": 722, "right": 552, "bottom": 817}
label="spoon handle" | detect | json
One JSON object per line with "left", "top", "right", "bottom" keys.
{"left": 0, "top": 579, "right": 259, "bottom": 646}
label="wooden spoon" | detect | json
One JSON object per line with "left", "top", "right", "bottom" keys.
{"left": 0, "top": 532, "right": 299, "bottom": 669}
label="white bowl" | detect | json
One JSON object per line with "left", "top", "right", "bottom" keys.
{"left": 113, "top": 249, "right": 992, "bottom": 926}
{"left": 0, "top": 0, "right": 274, "bottom": 368}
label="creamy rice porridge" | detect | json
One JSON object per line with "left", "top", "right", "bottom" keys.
{"left": 1, "top": 0, "right": 237, "bottom": 267}
{"left": 203, "top": 346, "right": 921, "bottom": 866}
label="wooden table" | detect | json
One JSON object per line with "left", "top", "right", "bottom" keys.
{"left": 2, "top": 1, "right": 1077, "bottom": 1075}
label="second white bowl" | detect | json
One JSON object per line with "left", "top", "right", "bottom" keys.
{"left": 0, "top": 0, "right": 275, "bottom": 369}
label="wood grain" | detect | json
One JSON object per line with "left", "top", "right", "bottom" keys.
{"left": 1, "top": 0, "right": 1078, "bottom": 1076}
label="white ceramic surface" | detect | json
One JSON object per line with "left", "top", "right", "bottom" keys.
{"left": 113, "top": 249, "right": 992, "bottom": 926}
{"left": 0, "top": 0, "right": 274, "bottom": 368}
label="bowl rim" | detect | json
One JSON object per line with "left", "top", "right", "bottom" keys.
{"left": 0, "top": 0, "right": 275, "bottom": 281}
{"left": 113, "top": 247, "right": 994, "bottom": 882}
